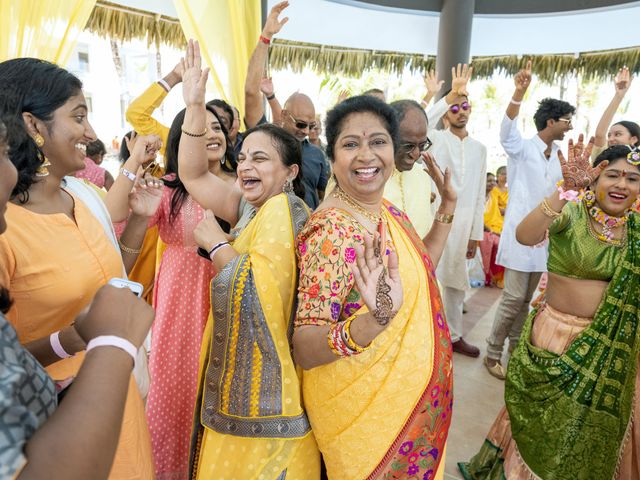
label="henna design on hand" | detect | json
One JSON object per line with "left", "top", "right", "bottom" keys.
{"left": 372, "top": 268, "right": 396, "bottom": 326}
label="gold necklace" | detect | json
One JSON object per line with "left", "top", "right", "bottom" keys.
{"left": 332, "top": 186, "right": 385, "bottom": 224}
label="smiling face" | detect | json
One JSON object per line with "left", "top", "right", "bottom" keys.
{"left": 395, "top": 107, "right": 428, "bottom": 172}
{"left": 608, "top": 123, "right": 638, "bottom": 147}
{"left": 204, "top": 109, "right": 227, "bottom": 165}
{"left": 592, "top": 158, "right": 640, "bottom": 216}
{"left": 548, "top": 115, "right": 573, "bottom": 141}
{"left": 0, "top": 132, "right": 18, "bottom": 233}
{"left": 331, "top": 112, "right": 395, "bottom": 203}
{"left": 236, "top": 131, "right": 298, "bottom": 208}
{"left": 24, "top": 92, "right": 97, "bottom": 176}
{"left": 282, "top": 94, "right": 316, "bottom": 142}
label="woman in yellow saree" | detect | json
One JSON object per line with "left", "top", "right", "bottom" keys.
{"left": 293, "top": 95, "right": 458, "bottom": 479}
{"left": 177, "top": 40, "right": 320, "bottom": 479}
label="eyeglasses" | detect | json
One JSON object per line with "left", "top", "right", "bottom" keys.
{"left": 287, "top": 113, "right": 316, "bottom": 131}
{"left": 399, "top": 137, "right": 433, "bottom": 154}
{"left": 556, "top": 117, "right": 572, "bottom": 127}
{"left": 449, "top": 102, "right": 471, "bottom": 114}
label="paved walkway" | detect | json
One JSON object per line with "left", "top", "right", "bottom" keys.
{"left": 444, "top": 286, "right": 505, "bottom": 480}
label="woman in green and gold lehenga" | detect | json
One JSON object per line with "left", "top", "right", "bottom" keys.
{"left": 460, "top": 140, "right": 640, "bottom": 480}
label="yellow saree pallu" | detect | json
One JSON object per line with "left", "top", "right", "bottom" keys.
{"left": 303, "top": 204, "right": 453, "bottom": 480}
{"left": 189, "top": 193, "right": 320, "bottom": 480}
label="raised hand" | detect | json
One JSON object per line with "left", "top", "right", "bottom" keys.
{"left": 262, "top": 1, "right": 289, "bottom": 39}
{"left": 450, "top": 63, "right": 473, "bottom": 97}
{"left": 614, "top": 66, "right": 632, "bottom": 97}
{"left": 424, "top": 70, "right": 444, "bottom": 96}
{"left": 350, "top": 232, "right": 403, "bottom": 326}
{"left": 260, "top": 77, "right": 275, "bottom": 96}
{"left": 181, "top": 39, "right": 209, "bottom": 107}
{"left": 127, "top": 133, "right": 162, "bottom": 168}
{"left": 514, "top": 60, "right": 532, "bottom": 92}
{"left": 558, "top": 134, "right": 608, "bottom": 190}
{"left": 128, "top": 174, "right": 163, "bottom": 217}
{"left": 422, "top": 152, "right": 457, "bottom": 208}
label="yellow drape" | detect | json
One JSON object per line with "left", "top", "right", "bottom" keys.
{"left": 0, "top": 0, "right": 96, "bottom": 65}
{"left": 173, "top": 0, "right": 260, "bottom": 123}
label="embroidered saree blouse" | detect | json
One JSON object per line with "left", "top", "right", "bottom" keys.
{"left": 296, "top": 208, "right": 392, "bottom": 327}
{"left": 547, "top": 202, "right": 625, "bottom": 281}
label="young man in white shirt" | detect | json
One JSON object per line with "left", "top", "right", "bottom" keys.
{"left": 427, "top": 75, "right": 487, "bottom": 358}
{"left": 484, "top": 61, "right": 575, "bottom": 378}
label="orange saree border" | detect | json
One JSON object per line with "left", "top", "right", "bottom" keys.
{"left": 368, "top": 203, "right": 454, "bottom": 479}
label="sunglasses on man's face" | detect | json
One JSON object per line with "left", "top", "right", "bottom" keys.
{"left": 449, "top": 102, "right": 471, "bottom": 114}
{"left": 288, "top": 113, "right": 316, "bottom": 131}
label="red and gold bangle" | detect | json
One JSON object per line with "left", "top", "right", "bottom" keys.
{"left": 342, "top": 315, "right": 369, "bottom": 353}
{"left": 259, "top": 35, "right": 271, "bottom": 45}
{"left": 327, "top": 322, "right": 352, "bottom": 357}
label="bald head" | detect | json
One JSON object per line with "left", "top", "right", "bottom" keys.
{"left": 283, "top": 93, "right": 317, "bottom": 141}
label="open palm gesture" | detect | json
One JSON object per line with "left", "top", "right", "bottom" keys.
{"left": 181, "top": 39, "right": 209, "bottom": 107}
{"left": 351, "top": 233, "right": 403, "bottom": 326}
{"left": 262, "top": 1, "right": 289, "bottom": 39}
{"left": 451, "top": 63, "right": 473, "bottom": 97}
{"left": 422, "top": 152, "right": 457, "bottom": 206}
{"left": 559, "top": 134, "right": 608, "bottom": 190}
{"left": 128, "top": 175, "right": 163, "bottom": 217}
{"left": 424, "top": 70, "right": 444, "bottom": 96}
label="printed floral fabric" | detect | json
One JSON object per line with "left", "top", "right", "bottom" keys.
{"left": 296, "top": 208, "right": 392, "bottom": 327}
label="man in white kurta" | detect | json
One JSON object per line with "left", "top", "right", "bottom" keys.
{"left": 428, "top": 94, "right": 487, "bottom": 357}
{"left": 484, "top": 65, "right": 574, "bottom": 379}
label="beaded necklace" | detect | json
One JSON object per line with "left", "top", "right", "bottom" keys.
{"left": 583, "top": 189, "right": 629, "bottom": 243}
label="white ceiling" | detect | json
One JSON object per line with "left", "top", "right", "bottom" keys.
{"left": 114, "top": 0, "right": 640, "bottom": 56}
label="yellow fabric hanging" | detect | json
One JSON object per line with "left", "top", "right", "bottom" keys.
{"left": 173, "top": 0, "right": 260, "bottom": 124}
{"left": 0, "top": 0, "right": 96, "bottom": 65}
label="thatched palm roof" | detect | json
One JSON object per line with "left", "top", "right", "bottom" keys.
{"left": 85, "top": 2, "right": 640, "bottom": 82}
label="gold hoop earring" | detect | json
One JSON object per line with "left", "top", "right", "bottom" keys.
{"left": 34, "top": 134, "right": 45, "bottom": 148}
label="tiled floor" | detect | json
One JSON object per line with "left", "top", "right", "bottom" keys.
{"left": 443, "top": 286, "right": 505, "bottom": 480}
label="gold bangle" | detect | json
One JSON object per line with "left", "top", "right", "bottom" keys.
{"left": 180, "top": 126, "right": 207, "bottom": 137}
{"left": 118, "top": 239, "right": 142, "bottom": 255}
{"left": 435, "top": 211, "right": 454, "bottom": 224}
{"left": 539, "top": 198, "right": 561, "bottom": 219}
{"left": 342, "top": 315, "right": 370, "bottom": 353}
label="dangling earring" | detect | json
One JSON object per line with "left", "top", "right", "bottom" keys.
{"left": 35, "top": 154, "right": 51, "bottom": 177}
{"left": 34, "top": 133, "right": 45, "bottom": 148}
{"left": 282, "top": 177, "right": 294, "bottom": 194}
{"left": 33, "top": 134, "right": 50, "bottom": 177}
{"left": 220, "top": 156, "right": 227, "bottom": 167}
{"left": 631, "top": 196, "right": 640, "bottom": 213}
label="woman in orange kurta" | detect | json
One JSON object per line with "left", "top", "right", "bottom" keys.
{"left": 0, "top": 57, "right": 156, "bottom": 479}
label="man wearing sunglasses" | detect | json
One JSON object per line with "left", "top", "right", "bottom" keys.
{"left": 280, "top": 93, "right": 329, "bottom": 209}
{"left": 485, "top": 61, "right": 575, "bottom": 379}
{"left": 425, "top": 64, "right": 487, "bottom": 358}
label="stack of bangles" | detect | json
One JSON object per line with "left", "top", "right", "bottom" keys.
{"left": 540, "top": 198, "right": 561, "bottom": 219}
{"left": 327, "top": 315, "right": 370, "bottom": 357}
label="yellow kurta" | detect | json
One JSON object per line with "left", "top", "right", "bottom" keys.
{"left": 0, "top": 193, "right": 155, "bottom": 480}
